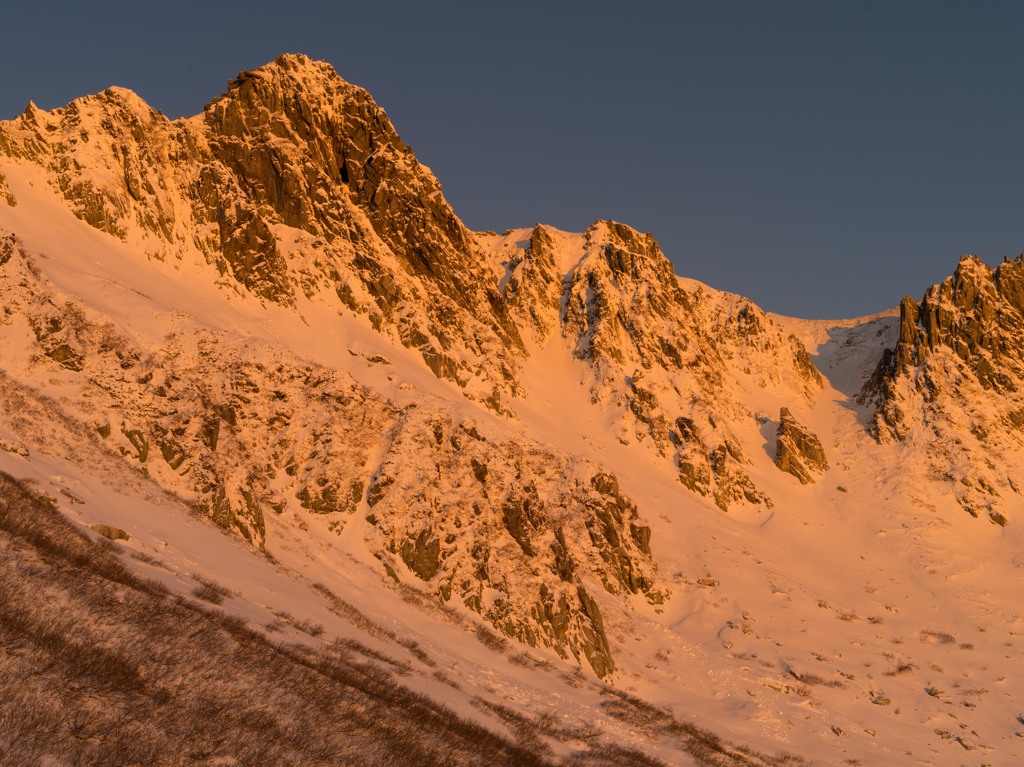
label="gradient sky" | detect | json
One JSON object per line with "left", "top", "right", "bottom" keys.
{"left": 2, "top": 1, "right": 1022, "bottom": 319}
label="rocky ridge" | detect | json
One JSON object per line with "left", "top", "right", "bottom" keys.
{"left": 866, "top": 254, "right": 1024, "bottom": 522}
{"left": 483, "top": 222, "right": 825, "bottom": 511}
{"left": 0, "top": 52, "right": 836, "bottom": 664}
{"left": 774, "top": 407, "right": 828, "bottom": 484}
{"left": 0, "top": 54, "right": 523, "bottom": 410}
{"left": 0, "top": 54, "right": 828, "bottom": 517}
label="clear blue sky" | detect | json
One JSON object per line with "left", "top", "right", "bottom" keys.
{"left": 3, "top": 1, "right": 1022, "bottom": 319}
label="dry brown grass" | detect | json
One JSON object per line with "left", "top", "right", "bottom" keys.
{"left": 0, "top": 471, "right": 550, "bottom": 767}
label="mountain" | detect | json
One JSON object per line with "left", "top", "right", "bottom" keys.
{"left": 0, "top": 54, "right": 1022, "bottom": 766}
{"left": 865, "top": 254, "right": 1024, "bottom": 523}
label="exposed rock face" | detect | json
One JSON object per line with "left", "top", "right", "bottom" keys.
{"left": 562, "top": 222, "right": 696, "bottom": 375}
{"left": 774, "top": 408, "right": 827, "bottom": 484}
{"left": 365, "top": 407, "right": 662, "bottom": 676}
{"left": 554, "top": 221, "right": 820, "bottom": 510}
{"left": 0, "top": 54, "right": 523, "bottom": 408}
{"left": 0, "top": 172, "right": 15, "bottom": 206}
{"left": 493, "top": 224, "right": 566, "bottom": 343}
{"left": 866, "top": 255, "right": 1024, "bottom": 522}
{"left": 669, "top": 416, "right": 770, "bottom": 510}
{"left": 471, "top": 218, "right": 824, "bottom": 512}
{"left": 0, "top": 237, "right": 392, "bottom": 546}
{"left": 882, "top": 256, "right": 1024, "bottom": 388}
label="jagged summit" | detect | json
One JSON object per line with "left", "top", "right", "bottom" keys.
{"left": 0, "top": 54, "right": 528, "bottom": 404}
{"left": 865, "top": 252, "right": 1024, "bottom": 522}
{"left": 227, "top": 51, "right": 357, "bottom": 88}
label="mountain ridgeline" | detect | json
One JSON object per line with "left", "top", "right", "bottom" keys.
{"left": 0, "top": 53, "right": 1016, "bottom": 680}
{"left": 865, "top": 254, "right": 1024, "bottom": 523}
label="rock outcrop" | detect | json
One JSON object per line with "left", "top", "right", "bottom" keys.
{"left": 365, "top": 407, "right": 662, "bottom": 676}
{"left": 0, "top": 172, "right": 15, "bottom": 206}
{"left": 865, "top": 255, "right": 1024, "bottom": 522}
{"left": 774, "top": 408, "right": 827, "bottom": 484}
{"left": 555, "top": 221, "right": 821, "bottom": 509}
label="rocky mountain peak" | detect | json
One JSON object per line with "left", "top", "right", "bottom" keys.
{"left": 0, "top": 83, "right": 182, "bottom": 244}
{"left": 867, "top": 253, "right": 1024, "bottom": 522}
{"left": 223, "top": 52, "right": 359, "bottom": 101}
{"left": 0, "top": 55, "right": 526, "bottom": 406}
{"left": 586, "top": 220, "right": 675, "bottom": 285}
{"left": 203, "top": 52, "right": 407, "bottom": 219}
{"left": 200, "top": 52, "right": 476, "bottom": 271}
{"left": 877, "top": 254, "right": 1024, "bottom": 397}
{"left": 197, "top": 56, "right": 528, "bottom": 401}
{"left": 552, "top": 218, "right": 825, "bottom": 512}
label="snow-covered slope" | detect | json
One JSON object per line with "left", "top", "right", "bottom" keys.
{"left": 0, "top": 54, "right": 1022, "bottom": 766}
